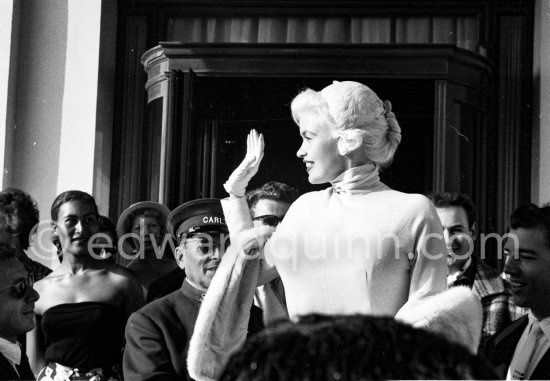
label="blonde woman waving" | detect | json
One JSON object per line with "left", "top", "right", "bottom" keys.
{"left": 189, "top": 81, "right": 447, "bottom": 380}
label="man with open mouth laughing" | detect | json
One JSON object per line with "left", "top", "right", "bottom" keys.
{"left": 123, "top": 198, "right": 263, "bottom": 381}
{"left": 484, "top": 203, "right": 550, "bottom": 380}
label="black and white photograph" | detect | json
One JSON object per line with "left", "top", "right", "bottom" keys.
{"left": 0, "top": 0, "right": 549, "bottom": 380}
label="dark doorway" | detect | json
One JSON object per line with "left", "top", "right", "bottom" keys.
{"left": 194, "top": 77, "right": 435, "bottom": 197}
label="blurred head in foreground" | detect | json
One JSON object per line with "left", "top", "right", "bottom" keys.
{"left": 220, "top": 314, "right": 496, "bottom": 381}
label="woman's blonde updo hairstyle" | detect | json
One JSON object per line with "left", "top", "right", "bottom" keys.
{"left": 291, "top": 81, "right": 401, "bottom": 168}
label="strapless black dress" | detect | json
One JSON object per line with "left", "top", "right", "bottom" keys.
{"left": 40, "top": 302, "right": 126, "bottom": 377}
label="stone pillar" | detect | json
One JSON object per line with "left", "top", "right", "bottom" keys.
{"left": 3, "top": 0, "right": 116, "bottom": 267}
{"left": 531, "top": 0, "right": 550, "bottom": 204}
{"left": 0, "top": 0, "right": 20, "bottom": 189}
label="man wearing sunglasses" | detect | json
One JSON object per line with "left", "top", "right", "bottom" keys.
{"left": 247, "top": 182, "right": 298, "bottom": 232}
{"left": 123, "top": 199, "right": 263, "bottom": 381}
{"left": 246, "top": 182, "right": 299, "bottom": 324}
{"left": 0, "top": 243, "right": 39, "bottom": 380}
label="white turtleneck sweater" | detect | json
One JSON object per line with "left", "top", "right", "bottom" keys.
{"left": 188, "top": 164, "right": 448, "bottom": 381}
{"left": 222, "top": 164, "right": 447, "bottom": 319}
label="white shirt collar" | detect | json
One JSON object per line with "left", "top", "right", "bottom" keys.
{"left": 0, "top": 336, "right": 21, "bottom": 366}
{"left": 529, "top": 311, "right": 550, "bottom": 340}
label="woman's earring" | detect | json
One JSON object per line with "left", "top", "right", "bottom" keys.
{"left": 342, "top": 147, "right": 350, "bottom": 158}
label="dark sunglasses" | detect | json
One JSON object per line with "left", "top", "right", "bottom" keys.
{"left": 0, "top": 273, "right": 34, "bottom": 299}
{"left": 252, "top": 215, "right": 283, "bottom": 227}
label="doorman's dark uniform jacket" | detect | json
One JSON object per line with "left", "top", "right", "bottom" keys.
{"left": 123, "top": 280, "right": 262, "bottom": 381}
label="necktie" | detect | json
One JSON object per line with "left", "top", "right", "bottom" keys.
{"left": 508, "top": 321, "right": 543, "bottom": 380}
{"left": 15, "top": 353, "right": 34, "bottom": 380}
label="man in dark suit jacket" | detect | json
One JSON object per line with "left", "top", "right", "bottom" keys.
{"left": 485, "top": 315, "right": 550, "bottom": 379}
{"left": 123, "top": 199, "right": 263, "bottom": 380}
{"left": 0, "top": 243, "right": 39, "bottom": 380}
{"left": 484, "top": 204, "right": 550, "bottom": 380}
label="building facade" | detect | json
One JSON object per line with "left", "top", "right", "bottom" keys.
{"left": 0, "top": 0, "right": 548, "bottom": 268}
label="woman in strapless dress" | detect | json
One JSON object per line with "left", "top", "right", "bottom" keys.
{"left": 28, "top": 190, "right": 144, "bottom": 380}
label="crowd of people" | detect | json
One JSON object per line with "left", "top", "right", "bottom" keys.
{"left": 0, "top": 81, "right": 548, "bottom": 380}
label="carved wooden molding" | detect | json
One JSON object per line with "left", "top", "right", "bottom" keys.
{"left": 142, "top": 43, "right": 492, "bottom": 93}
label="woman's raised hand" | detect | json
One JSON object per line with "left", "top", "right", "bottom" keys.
{"left": 223, "top": 129, "right": 265, "bottom": 197}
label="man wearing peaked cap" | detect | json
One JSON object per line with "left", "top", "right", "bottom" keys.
{"left": 123, "top": 198, "right": 263, "bottom": 381}
{"left": 147, "top": 199, "right": 228, "bottom": 302}
{"left": 167, "top": 198, "right": 228, "bottom": 244}
{"left": 168, "top": 198, "right": 229, "bottom": 293}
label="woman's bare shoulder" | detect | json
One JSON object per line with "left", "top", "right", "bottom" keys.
{"left": 34, "top": 266, "right": 66, "bottom": 289}
{"left": 104, "top": 263, "right": 140, "bottom": 286}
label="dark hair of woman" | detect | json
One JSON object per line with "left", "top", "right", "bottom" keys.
{"left": 51, "top": 190, "right": 99, "bottom": 221}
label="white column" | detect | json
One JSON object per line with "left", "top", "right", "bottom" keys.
{"left": 8, "top": 1, "right": 70, "bottom": 268}
{"left": 7, "top": 0, "right": 115, "bottom": 268}
{"left": 0, "top": 1, "right": 19, "bottom": 189}
{"left": 56, "top": 1, "right": 103, "bottom": 194}
{"left": 531, "top": 0, "right": 550, "bottom": 204}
